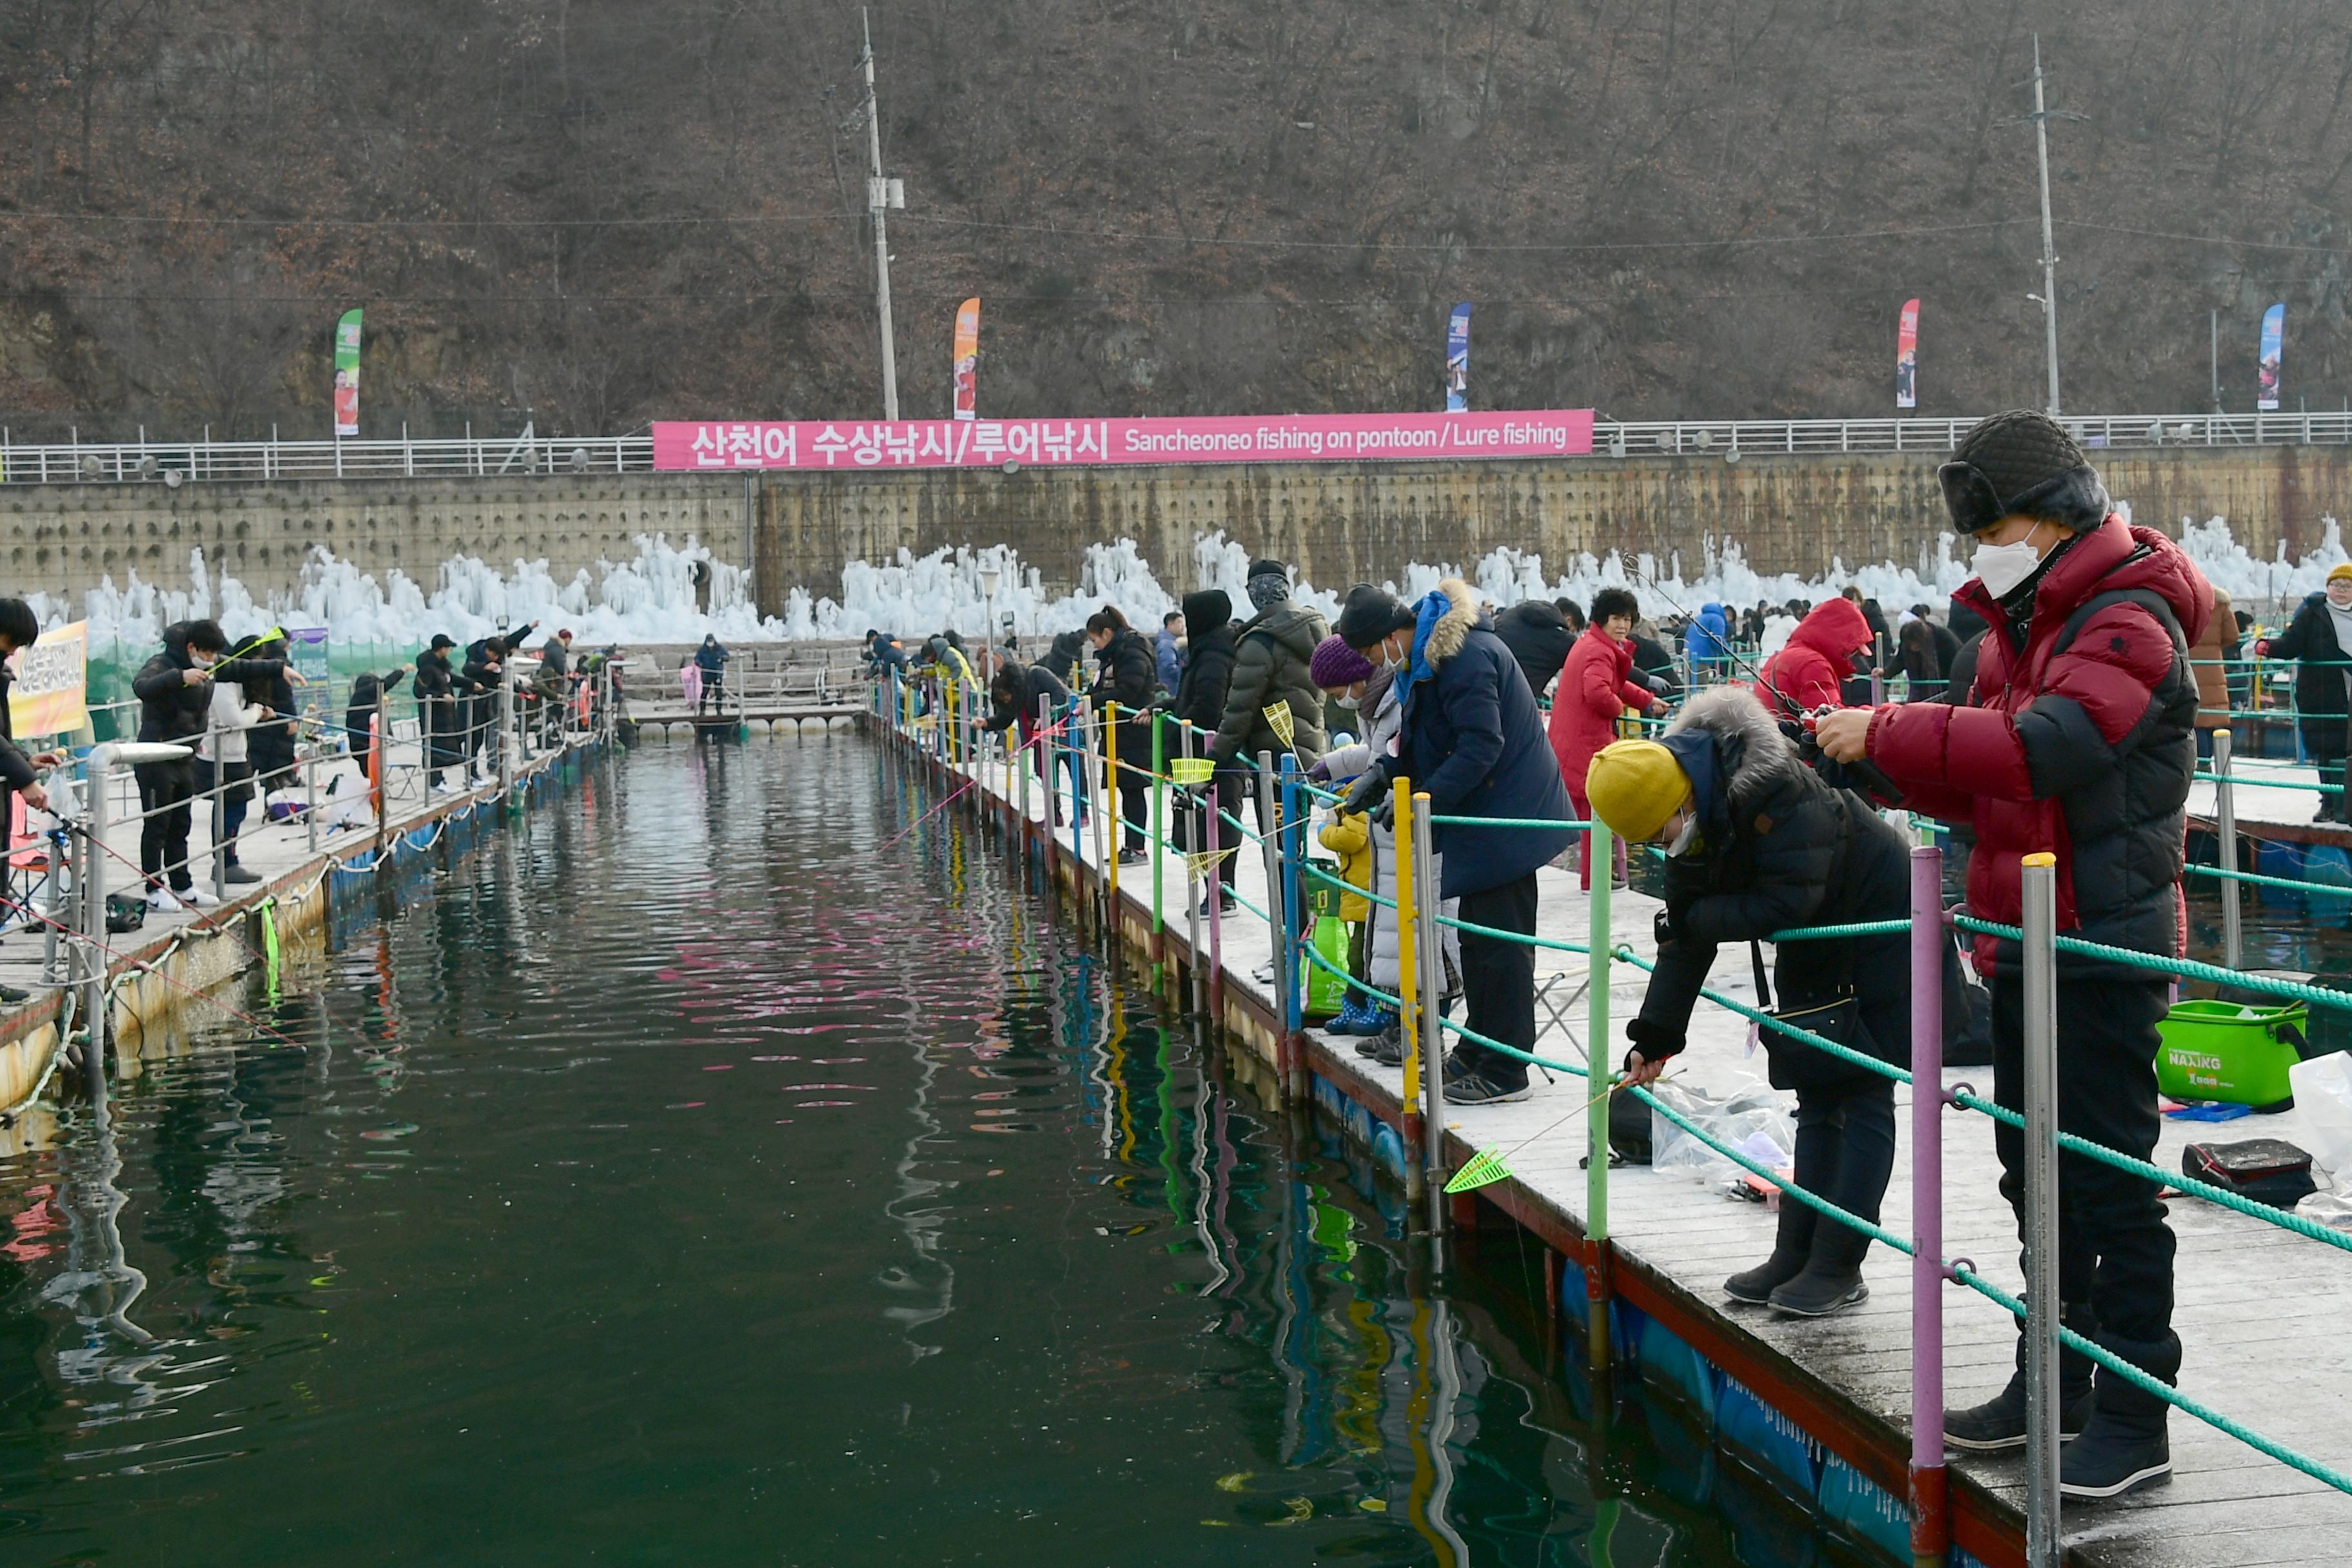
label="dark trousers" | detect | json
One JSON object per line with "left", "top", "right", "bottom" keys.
{"left": 698, "top": 670, "right": 724, "bottom": 712}
{"left": 1451, "top": 872, "right": 1539, "bottom": 1086}
{"left": 193, "top": 759, "right": 253, "bottom": 865}
{"left": 135, "top": 760, "right": 195, "bottom": 890}
{"left": 426, "top": 699, "right": 462, "bottom": 781}
{"left": 1989, "top": 974, "right": 2179, "bottom": 1431}
{"left": 1178, "top": 772, "right": 1242, "bottom": 888}
{"left": 1791, "top": 1079, "right": 1897, "bottom": 1251}
{"left": 2303, "top": 718, "right": 2346, "bottom": 818}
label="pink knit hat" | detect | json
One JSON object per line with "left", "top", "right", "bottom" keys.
{"left": 1309, "top": 634, "right": 1376, "bottom": 690}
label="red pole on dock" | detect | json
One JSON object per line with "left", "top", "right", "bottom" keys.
{"left": 1910, "top": 842, "right": 1949, "bottom": 1568}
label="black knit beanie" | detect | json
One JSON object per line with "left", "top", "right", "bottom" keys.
{"left": 1938, "top": 410, "right": 2110, "bottom": 535}
{"left": 1334, "top": 583, "right": 1415, "bottom": 650}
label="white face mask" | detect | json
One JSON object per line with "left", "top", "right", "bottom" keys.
{"left": 1973, "top": 522, "right": 2050, "bottom": 600}
{"left": 1335, "top": 692, "right": 1359, "bottom": 710}
{"left": 1664, "top": 810, "right": 1702, "bottom": 859}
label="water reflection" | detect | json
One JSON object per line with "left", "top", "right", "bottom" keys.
{"left": 0, "top": 738, "right": 1764, "bottom": 1565}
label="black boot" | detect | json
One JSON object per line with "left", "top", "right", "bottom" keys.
{"left": 1946, "top": 1304, "right": 2099, "bottom": 1451}
{"left": 1724, "top": 1197, "right": 1817, "bottom": 1304}
{"left": 2061, "top": 1328, "right": 2179, "bottom": 1498}
{"left": 1767, "top": 1210, "right": 1872, "bottom": 1317}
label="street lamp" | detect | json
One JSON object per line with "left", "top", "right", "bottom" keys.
{"left": 978, "top": 561, "right": 1003, "bottom": 670}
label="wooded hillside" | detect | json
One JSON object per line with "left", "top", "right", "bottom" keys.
{"left": 3, "top": 0, "right": 2348, "bottom": 437}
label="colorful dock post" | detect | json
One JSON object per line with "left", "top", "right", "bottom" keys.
{"left": 1586, "top": 816, "right": 1614, "bottom": 1375}
{"left": 1910, "top": 841, "right": 1949, "bottom": 1568}
{"left": 1150, "top": 710, "right": 1166, "bottom": 970}
{"left": 1394, "top": 778, "right": 1425, "bottom": 1211}
{"left": 1106, "top": 701, "right": 1122, "bottom": 931}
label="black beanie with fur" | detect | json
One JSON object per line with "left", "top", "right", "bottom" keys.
{"left": 1938, "top": 409, "right": 2110, "bottom": 536}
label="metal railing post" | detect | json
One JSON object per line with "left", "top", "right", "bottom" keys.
{"left": 1105, "top": 701, "right": 1122, "bottom": 925}
{"left": 208, "top": 709, "right": 228, "bottom": 903}
{"left": 1206, "top": 756, "right": 1225, "bottom": 1019}
{"left": 1255, "top": 749, "right": 1286, "bottom": 1028}
{"left": 1038, "top": 694, "right": 1057, "bottom": 881}
{"left": 1413, "top": 790, "right": 1447, "bottom": 1255}
{"left": 1150, "top": 712, "right": 1166, "bottom": 966}
{"left": 499, "top": 684, "right": 516, "bottom": 805}
{"left": 1181, "top": 723, "right": 1202, "bottom": 1012}
{"left": 1081, "top": 700, "right": 1103, "bottom": 926}
{"left": 1394, "top": 778, "right": 1425, "bottom": 1212}
{"left": 306, "top": 742, "right": 319, "bottom": 852}
{"left": 81, "top": 748, "right": 110, "bottom": 1068}
{"left": 1587, "top": 815, "right": 1615, "bottom": 1375}
{"left": 1910, "top": 843, "right": 1950, "bottom": 1568}
{"left": 1280, "top": 756, "right": 1306, "bottom": 1102}
{"left": 2021, "top": 851, "right": 2062, "bottom": 1568}
{"left": 2214, "top": 727, "right": 2242, "bottom": 970}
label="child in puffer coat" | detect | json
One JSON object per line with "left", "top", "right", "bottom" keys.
{"left": 1306, "top": 637, "right": 1460, "bottom": 1061}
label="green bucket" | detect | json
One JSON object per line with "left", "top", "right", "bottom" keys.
{"left": 2156, "top": 999, "right": 2309, "bottom": 1109}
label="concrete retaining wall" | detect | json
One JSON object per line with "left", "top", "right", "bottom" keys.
{"left": 5, "top": 444, "right": 2346, "bottom": 618}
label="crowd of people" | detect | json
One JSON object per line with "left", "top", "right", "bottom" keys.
{"left": 869, "top": 409, "right": 2343, "bottom": 1500}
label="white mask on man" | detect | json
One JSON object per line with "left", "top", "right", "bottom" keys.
{"left": 1973, "top": 521, "right": 2050, "bottom": 600}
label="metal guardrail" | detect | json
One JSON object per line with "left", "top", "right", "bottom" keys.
{"left": 5, "top": 411, "right": 2349, "bottom": 486}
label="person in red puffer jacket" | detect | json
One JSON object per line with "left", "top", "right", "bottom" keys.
{"left": 1754, "top": 595, "right": 1873, "bottom": 718}
{"left": 1549, "top": 587, "right": 1669, "bottom": 889}
{"left": 1814, "top": 410, "right": 2210, "bottom": 1500}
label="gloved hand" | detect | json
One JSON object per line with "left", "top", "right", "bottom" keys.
{"left": 1366, "top": 790, "right": 1395, "bottom": 829}
{"left": 1653, "top": 906, "right": 1684, "bottom": 949}
{"left": 1306, "top": 757, "right": 1333, "bottom": 784}
{"left": 1342, "top": 769, "right": 1387, "bottom": 816}
{"left": 1623, "top": 1017, "right": 1685, "bottom": 1078}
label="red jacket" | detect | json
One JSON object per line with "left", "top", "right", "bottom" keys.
{"left": 1865, "top": 515, "right": 2211, "bottom": 977}
{"left": 1753, "top": 597, "right": 1872, "bottom": 716}
{"left": 1549, "top": 625, "right": 1655, "bottom": 796}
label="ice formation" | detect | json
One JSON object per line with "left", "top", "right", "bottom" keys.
{"left": 34, "top": 513, "right": 2348, "bottom": 654}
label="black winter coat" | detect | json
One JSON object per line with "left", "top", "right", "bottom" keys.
{"left": 1171, "top": 622, "right": 1237, "bottom": 730}
{"left": 413, "top": 649, "right": 456, "bottom": 701}
{"left": 1630, "top": 634, "right": 1682, "bottom": 700}
{"left": 1493, "top": 602, "right": 1576, "bottom": 700}
{"left": 1090, "top": 628, "right": 1158, "bottom": 766}
{"left": 1629, "top": 687, "right": 1912, "bottom": 1093}
{"left": 2261, "top": 592, "right": 2351, "bottom": 729}
{"left": 246, "top": 665, "right": 299, "bottom": 779}
{"left": 133, "top": 623, "right": 286, "bottom": 745}
{"left": 1373, "top": 581, "right": 1574, "bottom": 899}
{"left": 344, "top": 671, "right": 404, "bottom": 745}
{"left": 985, "top": 662, "right": 1070, "bottom": 733}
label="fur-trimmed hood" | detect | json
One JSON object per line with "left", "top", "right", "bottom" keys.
{"left": 1662, "top": 685, "right": 1804, "bottom": 828}
{"left": 1416, "top": 578, "right": 1482, "bottom": 665}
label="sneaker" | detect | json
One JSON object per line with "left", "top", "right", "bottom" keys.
{"left": 433, "top": 780, "right": 461, "bottom": 796}
{"left": 147, "top": 886, "right": 187, "bottom": 911}
{"left": 2059, "top": 1416, "right": 2171, "bottom": 1499}
{"left": 1116, "top": 848, "right": 1148, "bottom": 867}
{"left": 1195, "top": 897, "right": 1231, "bottom": 921}
{"left": 180, "top": 886, "right": 220, "bottom": 908}
{"left": 1355, "top": 1026, "right": 1406, "bottom": 1067}
{"left": 1442, "top": 1059, "right": 1533, "bottom": 1105}
{"left": 1945, "top": 1372, "right": 2093, "bottom": 1453}
{"left": 221, "top": 865, "right": 262, "bottom": 885}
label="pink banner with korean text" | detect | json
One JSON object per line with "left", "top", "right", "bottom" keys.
{"left": 654, "top": 409, "right": 1595, "bottom": 471}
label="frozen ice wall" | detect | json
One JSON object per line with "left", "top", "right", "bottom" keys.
{"left": 37, "top": 514, "right": 2346, "bottom": 654}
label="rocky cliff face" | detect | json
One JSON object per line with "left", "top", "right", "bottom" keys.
{"left": 3, "top": 0, "right": 2347, "bottom": 437}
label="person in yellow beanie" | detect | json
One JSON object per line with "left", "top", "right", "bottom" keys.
{"left": 1587, "top": 685, "right": 1911, "bottom": 1319}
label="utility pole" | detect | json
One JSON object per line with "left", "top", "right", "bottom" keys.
{"left": 2211, "top": 309, "right": 2222, "bottom": 413}
{"left": 860, "top": 8, "right": 902, "bottom": 420}
{"left": 2008, "top": 36, "right": 2085, "bottom": 417}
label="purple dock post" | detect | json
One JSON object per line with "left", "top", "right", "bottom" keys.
{"left": 1909, "top": 841, "right": 1948, "bottom": 1568}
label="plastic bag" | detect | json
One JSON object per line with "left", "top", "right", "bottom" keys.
{"left": 2294, "top": 1184, "right": 2352, "bottom": 1234}
{"left": 2287, "top": 1052, "right": 2352, "bottom": 1177}
{"left": 1648, "top": 1072, "right": 1796, "bottom": 1184}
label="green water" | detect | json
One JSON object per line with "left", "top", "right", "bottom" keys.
{"left": 0, "top": 739, "right": 1788, "bottom": 1566}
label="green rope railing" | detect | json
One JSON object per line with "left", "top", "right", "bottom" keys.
{"left": 2185, "top": 862, "right": 2352, "bottom": 896}
{"left": 1950, "top": 1265, "right": 2352, "bottom": 1496}
{"left": 1951, "top": 912, "right": 2352, "bottom": 1011}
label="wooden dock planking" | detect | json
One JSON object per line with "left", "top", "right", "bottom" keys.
{"left": 917, "top": 729, "right": 2352, "bottom": 1565}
